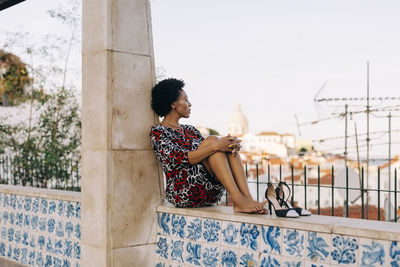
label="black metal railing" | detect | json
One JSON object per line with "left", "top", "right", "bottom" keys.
{"left": 0, "top": 154, "right": 81, "bottom": 191}
{"left": 221, "top": 163, "right": 399, "bottom": 222}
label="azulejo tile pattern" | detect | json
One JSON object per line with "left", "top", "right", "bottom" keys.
{"left": 221, "top": 222, "right": 239, "bottom": 246}
{"left": 203, "top": 219, "right": 220, "bottom": 244}
{"left": 283, "top": 229, "right": 304, "bottom": 258}
{"left": 0, "top": 192, "right": 81, "bottom": 267}
{"left": 239, "top": 250, "right": 258, "bottom": 267}
{"left": 186, "top": 217, "right": 202, "bottom": 242}
{"left": 239, "top": 223, "right": 260, "bottom": 251}
{"left": 390, "top": 241, "right": 400, "bottom": 267}
{"left": 202, "top": 245, "right": 219, "bottom": 267}
{"left": 260, "top": 254, "right": 280, "bottom": 267}
{"left": 306, "top": 232, "right": 329, "bottom": 262}
{"left": 155, "top": 212, "right": 400, "bottom": 267}
{"left": 185, "top": 241, "right": 201, "bottom": 265}
{"left": 359, "top": 238, "right": 386, "bottom": 267}
{"left": 331, "top": 235, "right": 359, "bottom": 265}
{"left": 261, "top": 226, "right": 281, "bottom": 255}
{"left": 170, "top": 239, "right": 185, "bottom": 263}
{"left": 220, "top": 247, "right": 238, "bottom": 267}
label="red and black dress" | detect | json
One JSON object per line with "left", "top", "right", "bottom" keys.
{"left": 150, "top": 124, "right": 225, "bottom": 208}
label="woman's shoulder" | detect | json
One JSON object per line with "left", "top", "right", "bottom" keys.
{"left": 150, "top": 124, "right": 166, "bottom": 136}
{"left": 182, "top": 125, "right": 203, "bottom": 137}
{"left": 182, "top": 124, "right": 197, "bottom": 130}
{"left": 151, "top": 124, "right": 163, "bottom": 131}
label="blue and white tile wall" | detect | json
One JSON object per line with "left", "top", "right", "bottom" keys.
{"left": 0, "top": 193, "right": 81, "bottom": 267}
{"left": 155, "top": 212, "right": 400, "bottom": 267}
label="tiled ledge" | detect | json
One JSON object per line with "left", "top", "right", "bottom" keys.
{"left": 0, "top": 184, "right": 81, "bottom": 202}
{"left": 157, "top": 204, "right": 400, "bottom": 241}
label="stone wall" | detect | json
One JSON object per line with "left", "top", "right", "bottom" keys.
{"left": 155, "top": 205, "right": 400, "bottom": 267}
{"left": 0, "top": 185, "right": 81, "bottom": 267}
{"left": 82, "top": 0, "right": 160, "bottom": 265}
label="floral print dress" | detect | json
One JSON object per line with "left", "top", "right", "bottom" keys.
{"left": 150, "top": 124, "right": 225, "bottom": 208}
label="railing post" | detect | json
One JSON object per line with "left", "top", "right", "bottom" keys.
{"left": 332, "top": 165, "right": 335, "bottom": 216}
{"left": 378, "top": 167, "right": 381, "bottom": 221}
{"left": 291, "top": 166, "right": 294, "bottom": 206}
{"left": 318, "top": 165, "right": 320, "bottom": 215}
{"left": 30, "top": 155, "right": 33, "bottom": 187}
{"left": 304, "top": 165, "right": 307, "bottom": 210}
{"left": 395, "top": 168, "right": 397, "bottom": 223}
{"left": 346, "top": 165, "right": 349, "bottom": 218}
{"left": 256, "top": 163, "right": 259, "bottom": 202}
{"left": 8, "top": 155, "right": 11, "bottom": 184}
{"left": 361, "top": 166, "right": 365, "bottom": 219}
{"left": 76, "top": 159, "right": 80, "bottom": 191}
{"left": 0, "top": 156, "right": 2, "bottom": 184}
{"left": 279, "top": 164, "right": 282, "bottom": 182}
{"left": 268, "top": 164, "right": 270, "bottom": 183}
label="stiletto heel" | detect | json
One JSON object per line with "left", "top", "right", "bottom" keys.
{"left": 268, "top": 201, "right": 272, "bottom": 215}
{"left": 265, "top": 182, "right": 299, "bottom": 218}
{"left": 275, "top": 181, "right": 312, "bottom": 216}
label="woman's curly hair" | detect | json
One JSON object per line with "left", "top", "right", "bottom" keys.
{"left": 151, "top": 78, "right": 185, "bottom": 117}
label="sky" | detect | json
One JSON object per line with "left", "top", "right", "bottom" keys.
{"left": 1, "top": 0, "right": 400, "bottom": 160}
{"left": 150, "top": 0, "right": 400, "bottom": 160}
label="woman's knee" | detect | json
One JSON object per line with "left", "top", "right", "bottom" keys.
{"left": 203, "top": 135, "right": 219, "bottom": 145}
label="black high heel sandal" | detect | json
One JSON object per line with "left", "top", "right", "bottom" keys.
{"left": 275, "top": 181, "right": 312, "bottom": 216}
{"left": 265, "top": 182, "right": 299, "bottom": 218}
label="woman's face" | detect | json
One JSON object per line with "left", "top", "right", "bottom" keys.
{"left": 173, "top": 90, "right": 191, "bottom": 118}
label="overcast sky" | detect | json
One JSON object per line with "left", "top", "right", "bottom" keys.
{"left": 1, "top": 0, "right": 400, "bottom": 159}
{"left": 151, "top": 0, "right": 400, "bottom": 159}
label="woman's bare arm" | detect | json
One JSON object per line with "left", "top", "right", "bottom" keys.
{"left": 188, "top": 135, "right": 239, "bottom": 164}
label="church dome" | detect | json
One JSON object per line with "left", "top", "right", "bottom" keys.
{"left": 228, "top": 104, "right": 248, "bottom": 136}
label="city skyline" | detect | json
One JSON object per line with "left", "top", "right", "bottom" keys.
{"left": 1, "top": 0, "right": 400, "bottom": 159}
{"left": 150, "top": 0, "right": 400, "bottom": 160}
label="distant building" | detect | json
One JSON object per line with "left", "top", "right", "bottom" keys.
{"left": 228, "top": 104, "right": 248, "bottom": 136}
{"left": 227, "top": 104, "right": 295, "bottom": 158}
{"left": 241, "top": 132, "right": 288, "bottom": 158}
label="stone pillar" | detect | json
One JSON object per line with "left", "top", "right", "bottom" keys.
{"left": 82, "top": 0, "right": 161, "bottom": 266}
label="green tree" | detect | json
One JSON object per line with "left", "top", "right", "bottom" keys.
{"left": 209, "top": 128, "right": 220, "bottom": 136}
{"left": 0, "top": 0, "right": 82, "bottom": 190}
{"left": 0, "top": 50, "right": 33, "bottom": 106}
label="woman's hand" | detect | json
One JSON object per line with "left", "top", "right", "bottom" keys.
{"left": 188, "top": 135, "right": 241, "bottom": 164}
{"left": 216, "top": 134, "right": 242, "bottom": 155}
{"left": 227, "top": 134, "right": 242, "bottom": 156}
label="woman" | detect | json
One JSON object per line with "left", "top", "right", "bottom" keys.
{"left": 150, "top": 78, "right": 266, "bottom": 213}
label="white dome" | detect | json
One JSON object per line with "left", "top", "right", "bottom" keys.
{"left": 228, "top": 104, "right": 248, "bottom": 136}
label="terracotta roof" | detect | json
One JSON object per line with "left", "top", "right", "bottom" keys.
{"left": 307, "top": 205, "right": 385, "bottom": 221}
{"left": 267, "top": 158, "right": 286, "bottom": 165}
{"left": 283, "top": 174, "right": 302, "bottom": 182}
{"left": 326, "top": 158, "right": 337, "bottom": 162}
{"left": 308, "top": 172, "right": 333, "bottom": 185}
{"left": 289, "top": 158, "right": 303, "bottom": 169}
{"left": 257, "top": 131, "right": 280, "bottom": 136}
{"left": 305, "top": 159, "right": 319, "bottom": 165}
{"left": 379, "top": 155, "right": 400, "bottom": 169}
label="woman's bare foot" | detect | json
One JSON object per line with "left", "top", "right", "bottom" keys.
{"left": 232, "top": 197, "right": 267, "bottom": 214}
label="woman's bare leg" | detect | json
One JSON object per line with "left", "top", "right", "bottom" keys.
{"left": 205, "top": 152, "right": 265, "bottom": 213}
{"left": 199, "top": 136, "right": 266, "bottom": 213}
{"left": 226, "top": 153, "right": 254, "bottom": 199}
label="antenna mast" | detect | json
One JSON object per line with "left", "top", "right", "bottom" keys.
{"left": 388, "top": 112, "right": 392, "bottom": 221}
{"left": 366, "top": 61, "right": 370, "bottom": 219}
{"left": 344, "top": 104, "right": 348, "bottom": 167}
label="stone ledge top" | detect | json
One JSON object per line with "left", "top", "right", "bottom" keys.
{"left": 0, "top": 184, "right": 81, "bottom": 202}
{"left": 157, "top": 204, "right": 400, "bottom": 241}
